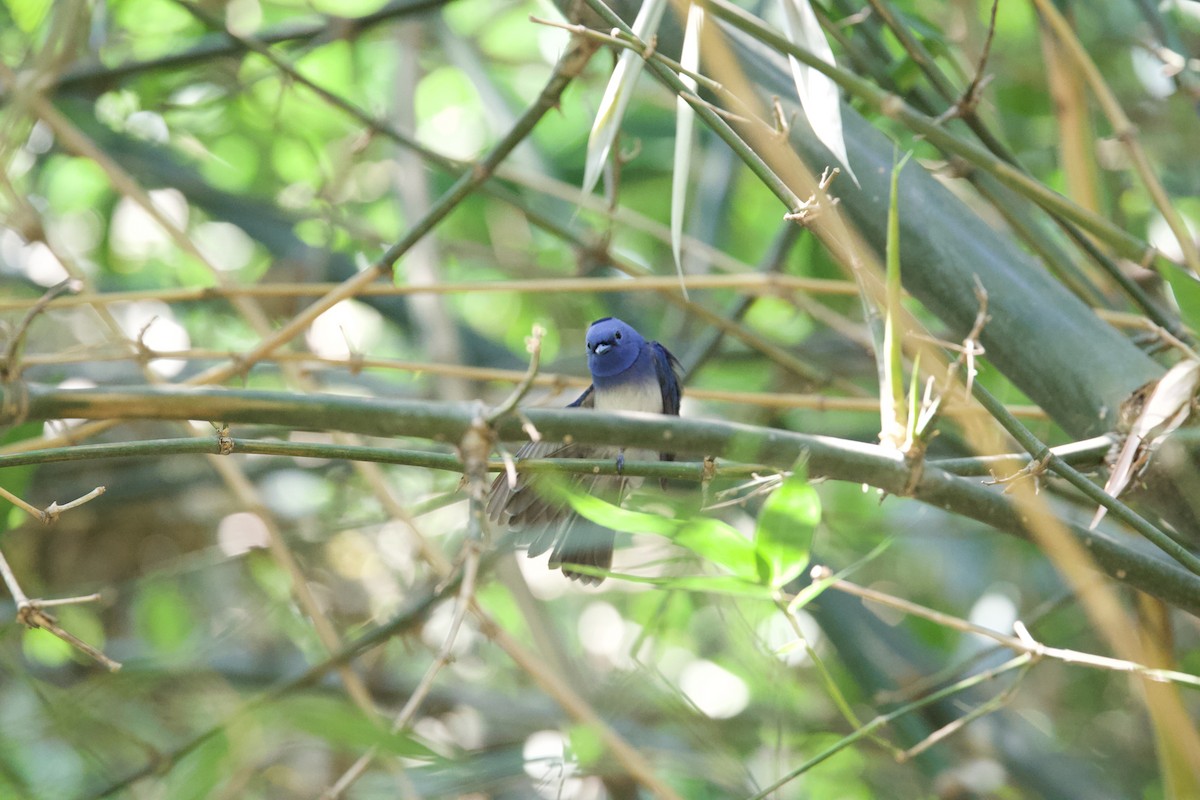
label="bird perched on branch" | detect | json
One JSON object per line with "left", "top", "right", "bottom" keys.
{"left": 487, "top": 317, "right": 683, "bottom": 583}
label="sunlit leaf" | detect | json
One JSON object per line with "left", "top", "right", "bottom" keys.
{"left": 781, "top": 0, "right": 856, "bottom": 183}
{"left": 675, "top": 517, "right": 761, "bottom": 580}
{"left": 582, "top": 0, "right": 669, "bottom": 196}
{"left": 2, "top": 0, "right": 52, "bottom": 32}
{"left": 568, "top": 491, "right": 679, "bottom": 537}
{"left": 755, "top": 468, "right": 820, "bottom": 587}
{"left": 572, "top": 491, "right": 760, "bottom": 579}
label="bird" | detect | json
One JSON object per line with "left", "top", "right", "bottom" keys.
{"left": 486, "top": 317, "right": 683, "bottom": 584}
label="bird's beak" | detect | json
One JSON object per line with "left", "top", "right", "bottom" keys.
{"left": 594, "top": 342, "right": 612, "bottom": 355}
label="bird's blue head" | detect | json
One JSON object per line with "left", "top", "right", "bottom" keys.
{"left": 586, "top": 317, "right": 646, "bottom": 379}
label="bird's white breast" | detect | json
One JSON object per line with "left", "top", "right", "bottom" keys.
{"left": 592, "top": 380, "right": 662, "bottom": 482}
{"left": 592, "top": 380, "right": 663, "bottom": 414}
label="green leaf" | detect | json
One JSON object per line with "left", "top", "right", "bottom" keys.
{"left": 674, "top": 517, "right": 760, "bottom": 580}
{"left": 572, "top": 488, "right": 763, "bottom": 580}
{"left": 568, "top": 491, "right": 679, "bottom": 537}
{"left": 567, "top": 724, "right": 606, "bottom": 767}
{"left": 1163, "top": 263, "right": 1200, "bottom": 335}
{"left": 270, "top": 695, "right": 438, "bottom": 758}
{"left": 3, "top": 0, "right": 52, "bottom": 32}
{"left": 755, "top": 470, "right": 821, "bottom": 587}
{"left": 135, "top": 582, "right": 195, "bottom": 652}
{"left": 165, "top": 732, "right": 228, "bottom": 800}
{"left": 880, "top": 150, "right": 913, "bottom": 448}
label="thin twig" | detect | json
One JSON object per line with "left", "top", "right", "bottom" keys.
{"left": 0, "top": 273, "right": 860, "bottom": 313}
{"left": 748, "top": 653, "right": 1033, "bottom": 799}
{"left": 816, "top": 568, "right": 1200, "bottom": 687}
{"left": 0, "top": 279, "right": 77, "bottom": 380}
{"left": 6, "top": 344, "right": 1050, "bottom": 419}
{"left": 486, "top": 325, "right": 545, "bottom": 425}
{"left": 40, "top": 486, "right": 107, "bottom": 524}
{"left": 0, "top": 547, "right": 120, "bottom": 671}
{"left": 933, "top": 0, "right": 999, "bottom": 124}
{"left": 897, "top": 655, "right": 1032, "bottom": 761}
{"left": 0, "top": 485, "right": 42, "bottom": 519}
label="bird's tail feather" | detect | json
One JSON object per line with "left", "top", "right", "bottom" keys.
{"left": 542, "top": 520, "right": 614, "bottom": 585}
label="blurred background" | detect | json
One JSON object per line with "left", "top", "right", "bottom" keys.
{"left": 1, "top": 0, "right": 1199, "bottom": 798}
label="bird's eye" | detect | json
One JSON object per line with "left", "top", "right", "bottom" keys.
{"left": 615, "top": 332, "right": 622, "bottom": 340}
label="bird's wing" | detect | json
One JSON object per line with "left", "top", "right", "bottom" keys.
{"left": 487, "top": 384, "right": 629, "bottom": 582}
{"left": 650, "top": 342, "right": 684, "bottom": 479}
{"left": 650, "top": 341, "right": 683, "bottom": 417}
{"left": 568, "top": 384, "right": 595, "bottom": 408}
{"left": 487, "top": 438, "right": 591, "bottom": 528}
{"left": 486, "top": 384, "right": 598, "bottom": 531}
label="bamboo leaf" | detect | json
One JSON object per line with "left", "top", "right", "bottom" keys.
{"left": 670, "top": 3, "right": 704, "bottom": 296}
{"left": 880, "top": 151, "right": 912, "bottom": 448}
{"left": 780, "top": 0, "right": 857, "bottom": 184}
{"left": 582, "top": 0, "right": 669, "bottom": 197}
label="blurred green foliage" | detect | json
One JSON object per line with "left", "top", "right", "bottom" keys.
{"left": 0, "top": 0, "right": 1197, "bottom": 798}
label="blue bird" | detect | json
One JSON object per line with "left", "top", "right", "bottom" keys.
{"left": 487, "top": 317, "right": 683, "bottom": 584}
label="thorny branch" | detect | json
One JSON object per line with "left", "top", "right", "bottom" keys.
{"left": 912, "top": 276, "right": 990, "bottom": 439}
{"left": 783, "top": 165, "right": 841, "bottom": 226}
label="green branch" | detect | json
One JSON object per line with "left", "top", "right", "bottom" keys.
{"left": 0, "top": 436, "right": 766, "bottom": 481}
{"left": 5, "top": 381, "right": 1199, "bottom": 614}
